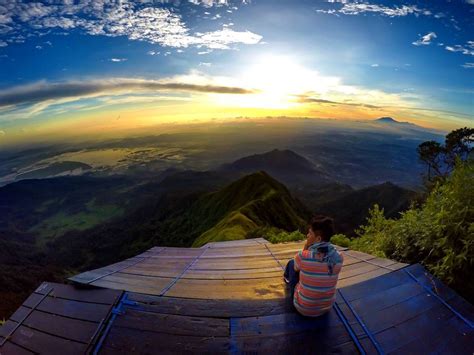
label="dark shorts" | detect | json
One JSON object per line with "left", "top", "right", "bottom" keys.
{"left": 284, "top": 259, "right": 300, "bottom": 301}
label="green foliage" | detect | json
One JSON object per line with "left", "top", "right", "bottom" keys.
{"left": 248, "top": 226, "right": 305, "bottom": 244}
{"left": 418, "top": 127, "right": 473, "bottom": 185}
{"left": 31, "top": 202, "right": 124, "bottom": 248}
{"left": 330, "top": 234, "right": 351, "bottom": 248}
{"left": 350, "top": 160, "right": 474, "bottom": 302}
{"left": 0, "top": 319, "right": 4, "bottom": 326}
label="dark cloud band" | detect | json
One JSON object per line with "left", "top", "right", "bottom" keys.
{"left": 0, "top": 79, "right": 256, "bottom": 107}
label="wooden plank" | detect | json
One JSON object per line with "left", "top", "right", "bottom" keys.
{"left": 338, "top": 268, "right": 412, "bottom": 300}
{"left": 231, "top": 309, "right": 343, "bottom": 337}
{"left": 101, "top": 326, "right": 230, "bottom": 354}
{"left": 231, "top": 320, "right": 357, "bottom": 354}
{"left": 145, "top": 248, "right": 203, "bottom": 257}
{"left": 190, "top": 257, "right": 280, "bottom": 270}
{"left": 342, "top": 249, "right": 379, "bottom": 260}
{"left": 0, "top": 341, "right": 35, "bottom": 354}
{"left": 206, "top": 238, "right": 266, "bottom": 248}
{"left": 202, "top": 248, "right": 271, "bottom": 258}
{"left": 69, "top": 257, "right": 146, "bottom": 284}
{"left": 34, "top": 282, "right": 120, "bottom": 305}
{"left": 23, "top": 310, "right": 99, "bottom": 344}
{"left": 428, "top": 326, "right": 474, "bottom": 355}
{"left": 406, "top": 264, "right": 474, "bottom": 321}
{"left": 126, "top": 293, "right": 293, "bottom": 317}
{"left": 35, "top": 297, "right": 112, "bottom": 323}
{"left": 350, "top": 282, "right": 425, "bottom": 316}
{"left": 91, "top": 273, "right": 173, "bottom": 295}
{"left": 0, "top": 320, "right": 18, "bottom": 338}
{"left": 337, "top": 268, "right": 392, "bottom": 288}
{"left": 180, "top": 269, "right": 284, "bottom": 280}
{"left": 113, "top": 308, "right": 229, "bottom": 337}
{"left": 10, "top": 325, "right": 87, "bottom": 354}
{"left": 164, "top": 278, "right": 287, "bottom": 299}
{"left": 338, "top": 261, "right": 383, "bottom": 280}
{"left": 373, "top": 303, "right": 458, "bottom": 353}
{"left": 10, "top": 307, "right": 30, "bottom": 323}
{"left": 360, "top": 291, "right": 443, "bottom": 334}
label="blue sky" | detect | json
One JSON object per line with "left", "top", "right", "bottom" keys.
{"left": 0, "top": 0, "right": 472, "bottom": 145}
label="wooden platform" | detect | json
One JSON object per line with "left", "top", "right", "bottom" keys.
{"left": 1, "top": 239, "right": 473, "bottom": 354}
{"left": 68, "top": 238, "right": 408, "bottom": 298}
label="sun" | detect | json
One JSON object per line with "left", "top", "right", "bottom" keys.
{"left": 212, "top": 55, "right": 338, "bottom": 109}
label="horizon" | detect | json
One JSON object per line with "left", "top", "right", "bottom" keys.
{"left": 0, "top": 0, "right": 473, "bottom": 147}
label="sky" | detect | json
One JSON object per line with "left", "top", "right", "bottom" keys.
{"left": 0, "top": 0, "right": 473, "bottom": 146}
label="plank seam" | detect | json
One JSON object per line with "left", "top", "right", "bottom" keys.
{"left": 159, "top": 246, "right": 210, "bottom": 296}
{"left": 28, "top": 292, "right": 120, "bottom": 306}
{"left": 91, "top": 292, "right": 127, "bottom": 355}
{"left": 333, "top": 302, "right": 367, "bottom": 355}
{"left": 338, "top": 289, "right": 385, "bottom": 354}
{"left": 404, "top": 268, "right": 474, "bottom": 329}
{"left": 117, "top": 271, "right": 283, "bottom": 280}
{"left": 86, "top": 247, "right": 166, "bottom": 284}
{"left": 0, "top": 284, "right": 53, "bottom": 348}
{"left": 341, "top": 251, "right": 400, "bottom": 271}
{"left": 11, "top": 306, "right": 100, "bottom": 324}
{"left": 263, "top": 243, "right": 285, "bottom": 270}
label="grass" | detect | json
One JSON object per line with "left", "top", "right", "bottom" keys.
{"left": 31, "top": 200, "right": 124, "bottom": 248}
{"left": 192, "top": 211, "right": 258, "bottom": 247}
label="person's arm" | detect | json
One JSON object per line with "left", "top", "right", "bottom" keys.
{"left": 294, "top": 251, "right": 301, "bottom": 272}
{"left": 303, "top": 234, "right": 317, "bottom": 250}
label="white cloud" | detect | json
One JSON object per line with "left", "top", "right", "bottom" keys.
{"left": 0, "top": 40, "right": 7, "bottom": 47}
{"left": 147, "top": 50, "right": 160, "bottom": 56}
{"left": 188, "top": 0, "right": 229, "bottom": 7}
{"left": 0, "top": 1, "right": 260, "bottom": 51}
{"left": 445, "top": 41, "right": 474, "bottom": 56}
{"left": 199, "top": 62, "right": 212, "bottom": 67}
{"left": 371, "top": 63, "right": 379, "bottom": 67}
{"left": 461, "top": 62, "right": 474, "bottom": 68}
{"left": 110, "top": 58, "right": 127, "bottom": 62}
{"left": 318, "top": 3, "right": 428, "bottom": 17}
{"left": 412, "top": 32, "right": 437, "bottom": 46}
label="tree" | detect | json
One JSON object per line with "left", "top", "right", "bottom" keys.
{"left": 418, "top": 127, "right": 473, "bottom": 186}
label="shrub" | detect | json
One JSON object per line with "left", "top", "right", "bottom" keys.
{"left": 351, "top": 160, "right": 474, "bottom": 302}
{"left": 330, "top": 234, "right": 351, "bottom": 248}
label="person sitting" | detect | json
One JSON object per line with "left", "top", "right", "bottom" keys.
{"left": 283, "top": 215, "right": 344, "bottom": 317}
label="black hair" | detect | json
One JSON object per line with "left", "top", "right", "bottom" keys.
{"left": 308, "top": 215, "right": 335, "bottom": 242}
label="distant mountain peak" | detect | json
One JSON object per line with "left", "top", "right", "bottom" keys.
{"left": 374, "top": 117, "right": 415, "bottom": 126}
{"left": 375, "top": 117, "right": 399, "bottom": 123}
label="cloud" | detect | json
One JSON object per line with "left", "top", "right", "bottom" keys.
{"left": 462, "top": 62, "right": 474, "bottom": 68}
{"left": 0, "top": 78, "right": 256, "bottom": 109}
{"left": 412, "top": 32, "right": 437, "bottom": 46}
{"left": 147, "top": 50, "right": 160, "bottom": 56}
{"left": 297, "top": 94, "right": 381, "bottom": 109}
{"left": 0, "top": 40, "right": 7, "bottom": 47}
{"left": 371, "top": 63, "right": 379, "bottom": 67}
{"left": 109, "top": 58, "right": 127, "bottom": 62}
{"left": 317, "top": 3, "right": 429, "bottom": 17}
{"left": 0, "top": 1, "right": 260, "bottom": 51}
{"left": 188, "top": 0, "right": 230, "bottom": 7}
{"left": 445, "top": 41, "right": 474, "bottom": 56}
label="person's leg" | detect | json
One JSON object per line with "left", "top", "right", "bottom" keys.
{"left": 284, "top": 260, "right": 299, "bottom": 300}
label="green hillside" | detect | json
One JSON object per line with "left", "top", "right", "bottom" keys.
{"left": 191, "top": 171, "right": 311, "bottom": 246}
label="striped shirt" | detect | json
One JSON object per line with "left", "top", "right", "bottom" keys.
{"left": 293, "top": 245, "right": 344, "bottom": 317}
